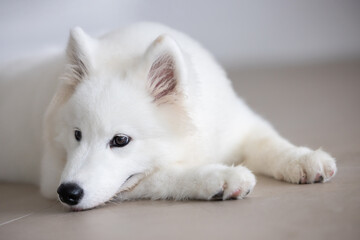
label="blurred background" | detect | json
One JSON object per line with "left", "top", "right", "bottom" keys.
{"left": 0, "top": 0, "right": 359, "bottom": 67}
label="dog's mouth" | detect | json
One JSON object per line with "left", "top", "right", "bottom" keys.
{"left": 102, "top": 172, "right": 145, "bottom": 205}
{"left": 67, "top": 173, "right": 145, "bottom": 212}
{"left": 119, "top": 172, "right": 145, "bottom": 192}
{"left": 125, "top": 173, "right": 137, "bottom": 183}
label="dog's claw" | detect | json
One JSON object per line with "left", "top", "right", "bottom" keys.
{"left": 314, "top": 174, "right": 324, "bottom": 183}
{"left": 211, "top": 190, "right": 224, "bottom": 200}
{"left": 299, "top": 175, "right": 307, "bottom": 184}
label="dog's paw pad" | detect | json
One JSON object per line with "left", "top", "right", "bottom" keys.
{"left": 228, "top": 189, "right": 242, "bottom": 199}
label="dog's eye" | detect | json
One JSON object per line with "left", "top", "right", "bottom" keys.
{"left": 74, "top": 129, "right": 82, "bottom": 142}
{"left": 110, "top": 134, "right": 131, "bottom": 148}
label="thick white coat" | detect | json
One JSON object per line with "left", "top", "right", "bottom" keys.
{"left": 0, "top": 23, "right": 337, "bottom": 210}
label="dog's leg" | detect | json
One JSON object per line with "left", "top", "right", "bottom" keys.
{"left": 40, "top": 143, "right": 65, "bottom": 199}
{"left": 118, "top": 164, "right": 256, "bottom": 201}
{"left": 241, "top": 122, "right": 337, "bottom": 184}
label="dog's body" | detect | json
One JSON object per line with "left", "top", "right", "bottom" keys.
{"left": 0, "top": 22, "right": 336, "bottom": 210}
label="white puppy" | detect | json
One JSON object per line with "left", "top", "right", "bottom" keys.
{"left": 0, "top": 22, "right": 337, "bottom": 210}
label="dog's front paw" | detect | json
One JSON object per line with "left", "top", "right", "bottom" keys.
{"left": 277, "top": 149, "right": 337, "bottom": 184}
{"left": 197, "top": 165, "right": 256, "bottom": 200}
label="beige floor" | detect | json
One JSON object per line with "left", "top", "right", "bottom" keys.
{"left": 1, "top": 61, "right": 360, "bottom": 240}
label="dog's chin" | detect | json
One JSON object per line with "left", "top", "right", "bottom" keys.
{"left": 63, "top": 200, "right": 99, "bottom": 212}
{"left": 70, "top": 206, "right": 95, "bottom": 212}
{"left": 67, "top": 198, "right": 109, "bottom": 211}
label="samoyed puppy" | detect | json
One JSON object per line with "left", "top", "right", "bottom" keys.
{"left": 0, "top": 22, "right": 337, "bottom": 210}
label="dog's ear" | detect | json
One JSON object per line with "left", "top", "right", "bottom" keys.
{"left": 65, "top": 27, "right": 96, "bottom": 86}
{"left": 46, "top": 27, "right": 96, "bottom": 122}
{"left": 143, "top": 35, "right": 188, "bottom": 105}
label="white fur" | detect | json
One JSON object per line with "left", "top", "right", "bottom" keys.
{"left": 0, "top": 22, "right": 337, "bottom": 210}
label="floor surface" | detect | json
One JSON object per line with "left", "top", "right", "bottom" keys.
{"left": 1, "top": 61, "right": 359, "bottom": 240}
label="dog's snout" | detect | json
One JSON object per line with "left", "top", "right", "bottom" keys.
{"left": 57, "top": 183, "right": 84, "bottom": 206}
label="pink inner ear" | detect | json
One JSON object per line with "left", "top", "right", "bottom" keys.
{"left": 148, "top": 54, "right": 177, "bottom": 101}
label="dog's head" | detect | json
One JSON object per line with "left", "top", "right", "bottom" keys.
{"left": 49, "top": 27, "right": 191, "bottom": 210}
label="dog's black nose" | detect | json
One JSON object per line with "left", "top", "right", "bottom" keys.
{"left": 57, "top": 183, "right": 84, "bottom": 206}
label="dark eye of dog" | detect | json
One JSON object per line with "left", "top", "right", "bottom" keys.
{"left": 110, "top": 134, "right": 131, "bottom": 148}
{"left": 74, "top": 129, "right": 82, "bottom": 142}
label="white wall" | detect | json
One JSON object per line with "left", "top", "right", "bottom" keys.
{"left": 0, "top": 0, "right": 359, "bottom": 67}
